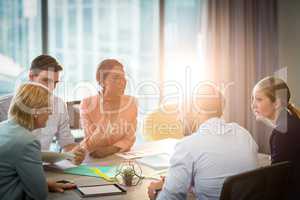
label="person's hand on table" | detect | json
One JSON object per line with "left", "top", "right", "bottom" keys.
{"left": 47, "top": 180, "right": 76, "bottom": 193}
{"left": 90, "top": 149, "right": 106, "bottom": 158}
{"left": 148, "top": 176, "right": 165, "bottom": 200}
{"left": 90, "top": 146, "right": 120, "bottom": 158}
{"left": 71, "top": 145, "right": 86, "bottom": 165}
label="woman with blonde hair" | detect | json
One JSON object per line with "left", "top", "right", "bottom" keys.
{"left": 0, "top": 82, "right": 75, "bottom": 200}
{"left": 252, "top": 76, "right": 300, "bottom": 199}
{"left": 79, "top": 59, "right": 137, "bottom": 158}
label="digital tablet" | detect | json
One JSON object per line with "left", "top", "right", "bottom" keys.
{"left": 76, "top": 184, "right": 126, "bottom": 197}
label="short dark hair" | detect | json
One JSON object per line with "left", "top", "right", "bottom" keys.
{"left": 30, "top": 55, "right": 63, "bottom": 72}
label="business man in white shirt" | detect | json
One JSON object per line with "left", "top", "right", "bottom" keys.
{"left": 148, "top": 84, "right": 258, "bottom": 200}
{"left": 0, "top": 55, "right": 85, "bottom": 164}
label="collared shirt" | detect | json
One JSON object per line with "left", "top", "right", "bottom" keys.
{"left": 0, "top": 94, "right": 74, "bottom": 150}
{"left": 157, "top": 118, "right": 258, "bottom": 200}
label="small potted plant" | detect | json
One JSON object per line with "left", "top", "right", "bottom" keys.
{"left": 122, "top": 167, "right": 135, "bottom": 186}
{"left": 115, "top": 160, "right": 143, "bottom": 186}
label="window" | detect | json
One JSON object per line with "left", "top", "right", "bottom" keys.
{"left": 0, "top": 0, "right": 42, "bottom": 95}
{"left": 163, "top": 0, "right": 207, "bottom": 105}
{"left": 0, "top": 0, "right": 207, "bottom": 114}
{"left": 48, "top": 0, "right": 160, "bottom": 115}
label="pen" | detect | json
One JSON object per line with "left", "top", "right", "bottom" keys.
{"left": 56, "top": 179, "right": 75, "bottom": 184}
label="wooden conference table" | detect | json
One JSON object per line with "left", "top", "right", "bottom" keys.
{"left": 46, "top": 154, "right": 166, "bottom": 200}
{"left": 46, "top": 153, "right": 270, "bottom": 200}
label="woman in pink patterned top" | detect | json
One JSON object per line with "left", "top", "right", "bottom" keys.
{"left": 79, "top": 59, "right": 137, "bottom": 158}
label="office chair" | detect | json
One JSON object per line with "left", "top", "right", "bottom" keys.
{"left": 0, "top": 94, "right": 13, "bottom": 122}
{"left": 220, "top": 161, "right": 291, "bottom": 200}
{"left": 66, "top": 100, "right": 81, "bottom": 129}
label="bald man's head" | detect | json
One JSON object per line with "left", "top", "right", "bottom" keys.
{"left": 192, "top": 83, "right": 225, "bottom": 118}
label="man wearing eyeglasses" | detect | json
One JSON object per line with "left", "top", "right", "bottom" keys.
{"left": 0, "top": 55, "right": 85, "bottom": 165}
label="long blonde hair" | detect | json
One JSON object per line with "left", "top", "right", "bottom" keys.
{"left": 8, "top": 82, "right": 52, "bottom": 130}
{"left": 255, "top": 76, "right": 300, "bottom": 119}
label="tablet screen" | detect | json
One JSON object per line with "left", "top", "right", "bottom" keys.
{"left": 78, "top": 184, "right": 123, "bottom": 196}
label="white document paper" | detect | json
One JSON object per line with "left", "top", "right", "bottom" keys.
{"left": 42, "top": 151, "right": 75, "bottom": 163}
{"left": 136, "top": 153, "right": 171, "bottom": 169}
{"left": 54, "top": 160, "right": 77, "bottom": 169}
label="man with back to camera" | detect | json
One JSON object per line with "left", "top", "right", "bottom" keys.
{"left": 0, "top": 55, "right": 85, "bottom": 164}
{"left": 147, "top": 84, "right": 258, "bottom": 200}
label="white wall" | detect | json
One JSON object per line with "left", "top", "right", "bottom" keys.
{"left": 278, "top": 0, "right": 300, "bottom": 106}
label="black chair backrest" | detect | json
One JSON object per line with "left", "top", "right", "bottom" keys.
{"left": 220, "top": 161, "right": 291, "bottom": 200}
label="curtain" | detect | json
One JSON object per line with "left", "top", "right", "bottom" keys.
{"left": 205, "top": 0, "right": 279, "bottom": 153}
